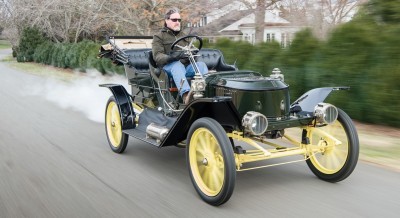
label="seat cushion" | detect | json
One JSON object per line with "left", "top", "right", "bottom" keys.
{"left": 197, "top": 49, "right": 236, "bottom": 71}
{"left": 124, "top": 48, "right": 151, "bottom": 71}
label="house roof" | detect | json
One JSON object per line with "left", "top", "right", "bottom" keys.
{"left": 204, "top": 0, "right": 249, "bottom": 23}
{"left": 193, "top": 9, "right": 252, "bottom": 36}
{"left": 220, "top": 10, "right": 290, "bottom": 32}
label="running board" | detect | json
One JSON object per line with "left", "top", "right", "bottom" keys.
{"left": 123, "top": 128, "right": 161, "bottom": 147}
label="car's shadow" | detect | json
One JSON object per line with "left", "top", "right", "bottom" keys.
{"left": 119, "top": 138, "right": 317, "bottom": 194}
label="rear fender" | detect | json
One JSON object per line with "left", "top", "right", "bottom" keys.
{"left": 99, "top": 84, "right": 135, "bottom": 129}
{"left": 291, "top": 87, "right": 350, "bottom": 112}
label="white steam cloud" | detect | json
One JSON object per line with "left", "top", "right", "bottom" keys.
{"left": 25, "top": 69, "right": 129, "bottom": 123}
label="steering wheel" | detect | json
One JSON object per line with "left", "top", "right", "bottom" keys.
{"left": 171, "top": 35, "right": 203, "bottom": 53}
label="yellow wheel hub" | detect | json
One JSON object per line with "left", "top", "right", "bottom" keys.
{"left": 106, "top": 101, "right": 122, "bottom": 148}
{"left": 189, "top": 128, "right": 225, "bottom": 197}
{"left": 308, "top": 120, "right": 349, "bottom": 174}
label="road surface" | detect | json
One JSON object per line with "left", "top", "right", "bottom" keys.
{"left": 1, "top": 49, "right": 399, "bottom": 217}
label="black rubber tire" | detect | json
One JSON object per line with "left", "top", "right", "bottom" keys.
{"left": 306, "top": 108, "right": 359, "bottom": 182}
{"left": 105, "top": 96, "right": 129, "bottom": 153}
{"left": 187, "top": 117, "right": 236, "bottom": 206}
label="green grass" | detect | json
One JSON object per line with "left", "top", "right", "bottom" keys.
{"left": 0, "top": 54, "right": 13, "bottom": 62}
{"left": 0, "top": 40, "right": 11, "bottom": 50}
{"left": 357, "top": 127, "right": 400, "bottom": 171}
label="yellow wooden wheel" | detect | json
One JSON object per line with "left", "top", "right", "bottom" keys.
{"left": 189, "top": 127, "right": 225, "bottom": 196}
{"left": 187, "top": 118, "right": 235, "bottom": 206}
{"left": 306, "top": 108, "right": 359, "bottom": 182}
{"left": 105, "top": 96, "right": 128, "bottom": 153}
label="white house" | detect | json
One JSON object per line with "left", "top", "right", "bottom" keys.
{"left": 189, "top": 0, "right": 304, "bottom": 46}
{"left": 195, "top": 0, "right": 364, "bottom": 45}
{"left": 202, "top": 10, "right": 303, "bottom": 47}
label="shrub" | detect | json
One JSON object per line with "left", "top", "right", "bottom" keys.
{"left": 65, "top": 43, "right": 81, "bottom": 69}
{"left": 243, "top": 41, "right": 281, "bottom": 76}
{"left": 34, "top": 41, "right": 49, "bottom": 64}
{"left": 16, "top": 27, "right": 46, "bottom": 62}
{"left": 77, "top": 40, "right": 96, "bottom": 71}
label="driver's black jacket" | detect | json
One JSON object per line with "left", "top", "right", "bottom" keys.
{"left": 152, "top": 27, "right": 189, "bottom": 67}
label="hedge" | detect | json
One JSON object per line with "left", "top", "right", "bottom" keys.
{"left": 13, "top": 0, "right": 400, "bottom": 127}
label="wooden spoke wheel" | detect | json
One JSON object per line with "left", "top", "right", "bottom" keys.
{"left": 187, "top": 118, "right": 236, "bottom": 206}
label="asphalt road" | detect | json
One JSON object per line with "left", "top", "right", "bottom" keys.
{"left": 1, "top": 49, "right": 399, "bottom": 217}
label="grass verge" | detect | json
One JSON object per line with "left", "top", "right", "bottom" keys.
{"left": 1, "top": 52, "right": 82, "bottom": 81}
{"left": 355, "top": 121, "right": 400, "bottom": 172}
{"left": 0, "top": 40, "right": 12, "bottom": 50}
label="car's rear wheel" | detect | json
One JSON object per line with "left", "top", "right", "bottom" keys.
{"left": 187, "top": 118, "right": 236, "bottom": 206}
{"left": 306, "top": 108, "right": 359, "bottom": 182}
{"left": 105, "top": 96, "right": 129, "bottom": 153}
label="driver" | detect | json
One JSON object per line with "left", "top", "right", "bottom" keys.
{"left": 152, "top": 8, "right": 208, "bottom": 104}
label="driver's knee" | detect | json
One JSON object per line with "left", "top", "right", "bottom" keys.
{"left": 170, "top": 61, "right": 185, "bottom": 71}
{"left": 164, "top": 61, "right": 186, "bottom": 77}
{"left": 185, "top": 62, "right": 208, "bottom": 77}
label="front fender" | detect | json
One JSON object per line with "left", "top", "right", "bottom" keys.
{"left": 161, "top": 97, "right": 242, "bottom": 147}
{"left": 99, "top": 84, "right": 135, "bottom": 129}
{"left": 291, "top": 87, "right": 349, "bottom": 112}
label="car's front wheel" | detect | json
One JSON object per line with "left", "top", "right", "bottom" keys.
{"left": 187, "top": 117, "right": 236, "bottom": 206}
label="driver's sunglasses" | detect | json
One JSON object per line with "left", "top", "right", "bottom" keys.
{"left": 169, "top": 18, "right": 182, "bottom": 22}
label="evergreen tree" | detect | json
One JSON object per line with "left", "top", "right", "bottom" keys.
{"left": 17, "top": 27, "right": 46, "bottom": 62}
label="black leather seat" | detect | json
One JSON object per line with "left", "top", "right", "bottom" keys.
{"left": 147, "top": 50, "right": 175, "bottom": 91}
{"left": 124, "top": 48, "right": 152, "bottom": 74}
{"left": 125, "top": 48, "right": 236, "bottom": 84}
{"left": 197, "top": 49, "right": 237, "bottom": 71}
{"left": 147, "top": 50, "right": 162, "bottom": 77}
{"left": 122, "top": 48, "right": 152, "bottom": 85}
{"left": 148, "top": 49, "right": 236, "bottom": 74}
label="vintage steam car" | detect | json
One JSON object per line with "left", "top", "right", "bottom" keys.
{"left": 99, "top": 35, "right": 359, "bottom": 206}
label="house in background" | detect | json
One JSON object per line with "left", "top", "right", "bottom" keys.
{"left": 193, "top": 0, "right": 366, "bottom": 44}
{"left": 193, "top": 8, "right": 305, "bottom": 47}
{"left": 201, "top": 1, "right": 249, "bottom": 25}
{"left": 220, "top": 10, "right": 303, "bottom": 47}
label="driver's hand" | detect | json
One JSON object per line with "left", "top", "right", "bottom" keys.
{"left": 168, "top": 51, "right": 187, "bottom": 63}
{"left": 192, "top": 49, "right": 199, "bottom": 55}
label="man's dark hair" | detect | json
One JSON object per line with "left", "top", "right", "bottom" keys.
{"left": 164, "top": 8, "right": 180, "bottom": 19}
